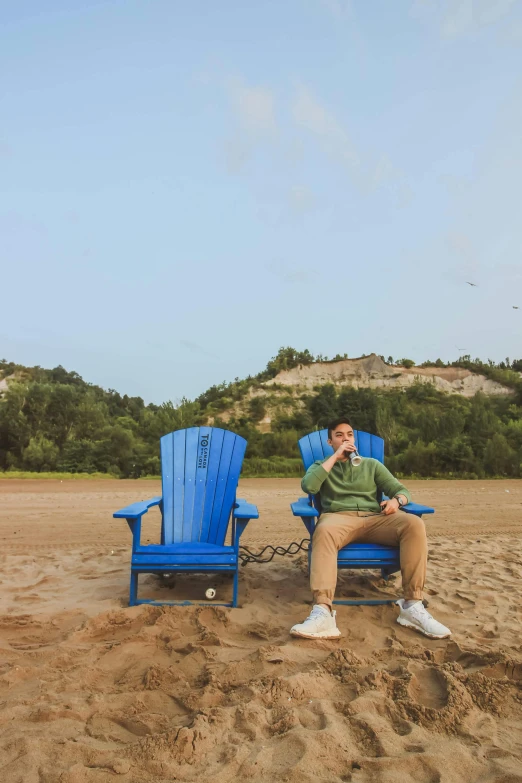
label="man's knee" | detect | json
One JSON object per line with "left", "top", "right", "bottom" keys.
{"left": 400, "top": 513, "right": 426, "bottom": 538}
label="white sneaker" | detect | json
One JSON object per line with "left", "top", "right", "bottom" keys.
{"left": 396, "top": 599, "right": 451, "bottom": 639}
{"left": 290, "top": 605, "right": 342, "bottom": 639}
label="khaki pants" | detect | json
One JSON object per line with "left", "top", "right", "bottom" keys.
{"left": 310, "top": 510, "right": 427, "bottom": 608}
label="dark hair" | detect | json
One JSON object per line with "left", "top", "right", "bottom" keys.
{"left": 327, "top": 417, "right": 353, "bottom": 439}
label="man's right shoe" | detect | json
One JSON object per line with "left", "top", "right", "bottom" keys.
{"left": 290, "top": 604, "right": 342, "bottom": 639}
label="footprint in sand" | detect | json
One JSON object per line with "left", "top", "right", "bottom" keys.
{"left": 482, "top": 660, "right": 522, "bottom": 682}
{"left": 348, "top": 716, "right": 386, "bottom": 758}
{"left": 407, "top": 664, "right": 449, "bottom": 710}
{"left": 297, "top": 702, "right": 328, "bottom": 731}
{"left": 460, "top": 708, "right": 498, "bottom": 743}
{"left": 266, "top": 732, "right": 307, "bottom": 772}
{"left": 477, "top": 623, "right": 500, "bottom": 639}
{"left": 246, "top": 621, "right": 283, "bottom": 642}
{"left": 390, "top": 716, "right": 413, "bottom": 736}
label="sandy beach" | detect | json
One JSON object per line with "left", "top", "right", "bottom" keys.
{"left": 1, "top": 478, "right": 522, "bottom": 782}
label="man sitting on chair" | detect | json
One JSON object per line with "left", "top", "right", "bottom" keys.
{"left": 290, "top": 418, "right": 451, "bottom": 641}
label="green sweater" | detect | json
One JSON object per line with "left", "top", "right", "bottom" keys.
{"left": 301, "top": 457, "right": 411, "bottom": 514}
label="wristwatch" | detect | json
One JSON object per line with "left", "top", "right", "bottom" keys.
{"left": 395, "top": 496, "right": 405, "bottom": 508}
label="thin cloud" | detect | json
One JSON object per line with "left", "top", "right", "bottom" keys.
{"left": 441, "top": 0, "right": 473, "bottom": 38}
{"left": 227, "top": 79, "right": 277, "bottom": 137}
{"left": 416, "top": 0, "right": 522, "bottom": 39}
{"left": 290, "top": 92, "right": 410, "bottom": 202}
{"left": 365, "top": 155, "right": 414, "bottom": 205}
{"left": 218, "top": 75, "right": 409, "bottom": 205}
{"left": 180, "top": 340, "right": 219, "bottom": 359}
{"left": 476, "top": 0, "right": 519, "bottom": 27}
{"left": 222, "top": 78, "right": 278, "bottom": 173}
{"left": 292, "top": 85, "right": 359, "bottom": 169}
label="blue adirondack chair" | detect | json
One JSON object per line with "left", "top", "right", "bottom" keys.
{"left": 113, "top": 427, "right": 259, "bottom": 607}
{"left": 290, "top": 428, "right": 434, "bottom": 606}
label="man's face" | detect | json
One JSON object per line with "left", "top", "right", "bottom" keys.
{"left": 328, "top": 423, "right": 355, "bottom": 458}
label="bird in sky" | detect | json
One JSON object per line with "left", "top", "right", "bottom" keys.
{"left": 514, "top": 306, "right": 519, "bottom": 309}
{"left": 466, "top": 281, "right": 478, "bottom": 287}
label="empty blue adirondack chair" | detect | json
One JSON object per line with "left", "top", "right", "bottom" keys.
{"left": 113, "top": 427, "right": 259, "bottom": 607}
{"left": 290, "top": 428, "right": 434, "bottom": 605}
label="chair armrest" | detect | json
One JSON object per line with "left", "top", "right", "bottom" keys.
{"left": 291, "top": 498, "right": 320, "bottom": 517}
{"left": 382, "top": 495, "right": 434, "bottom": 516}
{"left": 403, "top": 502, "right": 434, "bottom": 515}
{"left": 234, "top": 498, "right": 259, "bottom": 519}
{"left": 113, "top": 497, "right": 162, "bottom": 519}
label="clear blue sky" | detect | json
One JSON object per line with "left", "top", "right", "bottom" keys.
{"left": 2, "top": 0, "right": 521, "bottom": 403}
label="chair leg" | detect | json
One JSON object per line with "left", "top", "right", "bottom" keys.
{"left": 232, "top": 568, "right": 239, "bottom": 608}
{"left": 129, "top": 571, "right": 138, "bottom": 606}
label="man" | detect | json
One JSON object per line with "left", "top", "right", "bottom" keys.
{"left": 290, "top": 418, "right": 451, "bottom": 640}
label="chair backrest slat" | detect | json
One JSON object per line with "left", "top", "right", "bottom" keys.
{"left": 213, "top": 433, "right": 247, "bottom": 544}
{"left": 172, "top": 430, "right": 187, "bottom": 543}
{"left": 160, "top": 427, "right": 247, "bottom": 546}
{"left": 182, "top": 427, "right": 200, "bottom": 541}
{"left": 161, "top": 429, "right": 175, "bottom": 543}
{"left": 206, "top": 429, "right": 237, "bottom": 544}
{"left": 199, "top": 428, "right": 224, "bottom": 542}
{"left": 357, "top": 430, "right": 371, "bottom": 461}
{"left": 370, "top": 433, "right": 384, "bottom": 462}
{"left": 299, "top": 434, "right": 315, "bottom": 470}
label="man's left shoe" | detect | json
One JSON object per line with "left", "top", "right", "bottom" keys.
{"left": 396, "top": 599, "right": 451, "bottom": 639}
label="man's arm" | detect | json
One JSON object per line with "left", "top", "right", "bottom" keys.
{"left": 374, "top": 462, "right": 411, "bottom": 507}
{"left": 301, "top": 462, "right": 329, "bottom": 494}
{"left": 301, "top": 443, "right": 355, "bottom": 494}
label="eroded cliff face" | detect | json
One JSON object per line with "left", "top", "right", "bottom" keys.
{"left": 264, "top": 353, "right": 514, "bottom": 397}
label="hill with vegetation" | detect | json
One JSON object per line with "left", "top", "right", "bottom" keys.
{"left": 1, "top": 349, "right": 521, "bottom": 479}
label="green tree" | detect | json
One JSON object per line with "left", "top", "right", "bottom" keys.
{"left": 484, "top": 433, "right": 517, "bottom": 476}
{"left": 73, "top": 397, "right": 109, "bottom": 440}
{"left": 399, "top": 441, "right": 438, "bottom": 476}
{"left": 337, "top": 388, "right": 377, "bottom": 433}
{"left": 57, "top": 440, "right": 97, "bottom": 473}
{"left": 23, "top": 436, "right": 59, "bottom": 471}
{"left": 262, "top": 347, "right": 315, "bottom": 379}
{"left": 309, "top": 384, "right": 338, "bottom": 427}
{"left": 375, "top": 397, "right": 399, "bottom": 446}
{"left": 248, "top": 397, "right": 267, "bottom": 422}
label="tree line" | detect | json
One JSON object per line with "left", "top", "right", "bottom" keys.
{"left": 1, "top": 351, "right": 521, "bottom": 478}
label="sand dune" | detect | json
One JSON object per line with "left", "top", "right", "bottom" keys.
{"left": 1, "top": 479, "right": 522, "bottom": 782}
